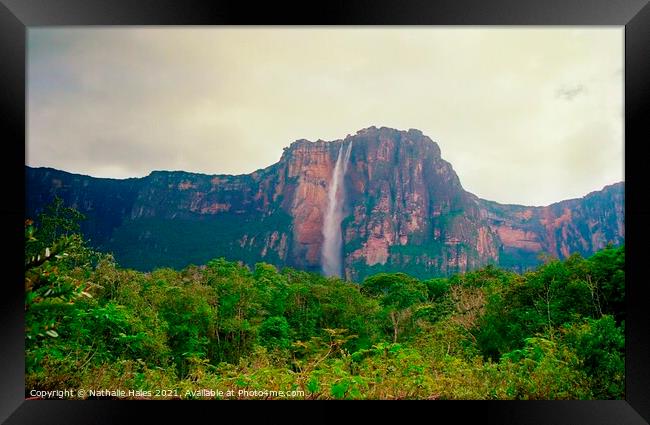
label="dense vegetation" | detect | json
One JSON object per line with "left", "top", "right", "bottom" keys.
{"left": 25, "top": 197, "right": 625, "bottom": 399}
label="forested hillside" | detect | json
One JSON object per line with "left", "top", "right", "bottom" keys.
{"left": 25, "top": 198, "right": 625, "bottom": 400}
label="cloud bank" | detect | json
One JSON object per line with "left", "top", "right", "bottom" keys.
{"left": 28, "top": 27, "right": 623, "bottom": 206}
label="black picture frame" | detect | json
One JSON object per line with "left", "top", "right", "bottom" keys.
{"left": 1, "top": 0, "right": 649, "bottom": 423}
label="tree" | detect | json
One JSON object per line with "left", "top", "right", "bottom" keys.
{"left": 26, "top": 196, "right": 88, "bottom": 270}
{"left": 587, "top": 245, "right": 625, "bottom": 322}
{"left": 362, "top": 273, "right": 428, "bottom": 342}
{"left": 258, "top": 316, "right": 290, "bottom": 349}
{"left": 561, "top": 315, "right": 624, "bottom": 399}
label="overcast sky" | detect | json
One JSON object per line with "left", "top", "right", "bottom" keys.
{"left": 28, "top": 27, "right": 623, "bottom": 206}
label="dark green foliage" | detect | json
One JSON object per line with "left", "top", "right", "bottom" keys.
{"left": 34, "top": 195, "right": 86, "bottom": 247}
{"left": 475, "top": 246, "right": 624, "bottom": 364}
{"left": 25, "top": 199, "right": 625, "bottom": 400}
{"left": 362, "top": 272, "right": 427, "bottom": 307}
{"left": 104, "top": 211, "right": 292, "bottom": 271}
{"left": 587, "top": 244, "right": 625, "bottom": 321}
{"left": 561, "top": 316, "right": 625, "bottom": 399}
{"left": 259, "top": 316, "right": 290, "bottom": 349}
{"left": 362, "top": 273, "right": 429, "bottom": 343}
{"left": 423, "top": 277, "right": 450, "bottom": 300}
{"left": 498, "top": 247, "right": 543, "bottom": 272}
{"left": 25, "top": 195, "right": 90, "bottom": 270}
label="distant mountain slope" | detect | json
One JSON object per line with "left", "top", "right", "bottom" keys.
{"left": 477, "top": 183, "right": 624, "bottom": 272}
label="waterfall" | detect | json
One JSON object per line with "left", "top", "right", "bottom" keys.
{"left": 321, "top": 141, "right": 353, "bottom": 278}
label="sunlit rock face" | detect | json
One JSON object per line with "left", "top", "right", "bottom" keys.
{"left": 25, "top": 126, "right": 624, "bottom": 280}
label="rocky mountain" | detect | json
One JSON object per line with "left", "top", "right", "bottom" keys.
{"left": 25, "top": 126, "right": 624, "bottom": 281}
{"left": 477, "top": 183, "right": 624, "bottom": 272}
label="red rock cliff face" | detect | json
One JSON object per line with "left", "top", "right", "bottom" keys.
{"left": 477, "top": 183, "right": 624, "bottom": 272}
{"left": 281, "top": 140, "right": 338, "bottom": 268}
{"left": 273, "top": 127, "right": 502, "bottom": 280}
{"left": 242, "top": 126, "right": 622, "bottom": 280}
{"left": 25, "top": 126, "right": 624, "bottom": 279}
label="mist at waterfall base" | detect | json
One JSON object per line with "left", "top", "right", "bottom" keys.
{"left": 321, "top": 142, "right": 353, "bottom": 278}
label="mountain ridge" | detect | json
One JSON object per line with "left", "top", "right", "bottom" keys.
{"left": 26, "top": 163, "right": 622, "bottom": 206}
{"left": 25, "top": 127, "right": 624, "bottom": 280}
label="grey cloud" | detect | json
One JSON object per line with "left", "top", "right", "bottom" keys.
{"left": 27, "top": 27, "right": 623, "bottom": 206}
{"left": 556, "top": 84, "right": 587, "bottom": 101}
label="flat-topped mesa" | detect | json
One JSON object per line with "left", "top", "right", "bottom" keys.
{"left": 25, "top": 127, "right": 624, "bottom": 280}
{"left": 282, "top": 126, "right": 442, "bottom": 163}
{"left": 279, "top": 126, "right": 466, "bottom": 277}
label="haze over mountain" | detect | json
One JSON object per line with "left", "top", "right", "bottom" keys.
{"left": 25, "top": 127, "right": 624, "bottom": 281}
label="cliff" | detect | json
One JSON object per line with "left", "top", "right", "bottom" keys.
{"left": 25, "top": 126, "right": 624, "bottom": 281}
